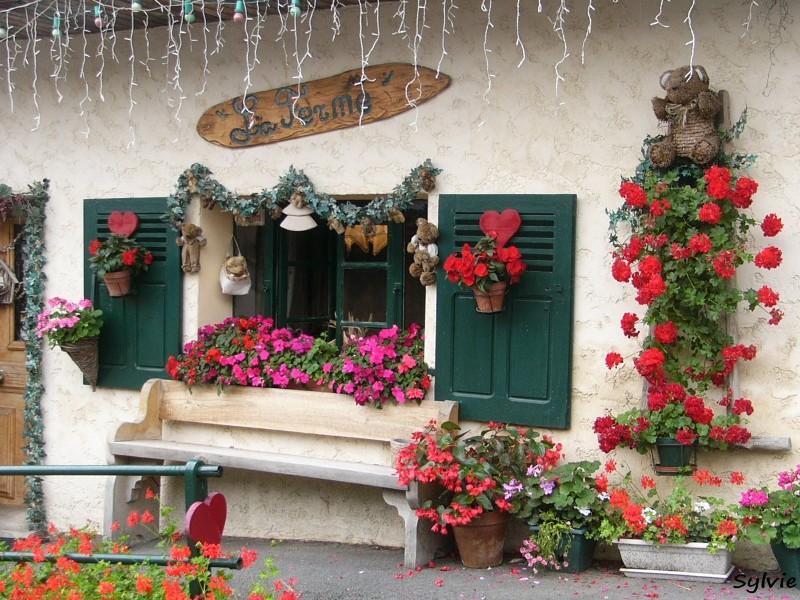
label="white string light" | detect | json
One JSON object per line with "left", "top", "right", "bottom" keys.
{"left": 651, "top": 0, "right": 671, "bottom": 28}
{"left": 480, "top": 0, "right": 494, "bottom": 114}
{"left": 435, "top": 0, "right": 456, "bottom": 77}
{"left": 550, "top": 0, "right": 569, "bottom": 106}
{"left": 580, "top": 0, "right": 594, "bottom": 65}
{"left": 0, "top": 1, "right": 777, "bottom": 137}
{"left": 683, "top": 0, "right": 696, "bottom": 69}
{"left": 514, "top": 0, "right": 524, "bottom": 68}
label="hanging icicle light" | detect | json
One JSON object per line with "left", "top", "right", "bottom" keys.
{"left": 131, "top": 0, "right": 143, "bottom": 12}
{"left": 184, "top": 1, "right": 195, "bottom": 23}
{"left": 233, "top": 0, "right": 245, "bottom": 24}
{"left": 94, "top": 5, "right": 103, "bottom": 28}
{"left": 289, "top": 0, "right": 301, "bottom": 18}
{"left": 51, "top": 15, "right": 62, "bottom": 38}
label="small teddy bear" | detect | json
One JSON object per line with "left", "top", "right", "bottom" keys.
{"left": 176, "top": 223, "right": 207, "bottom": 273}
{"left": 649, "top": 65, "right": 721, "bottom": 169}
{"left": 407, "top": 218, "right": 440, "bottom": 286}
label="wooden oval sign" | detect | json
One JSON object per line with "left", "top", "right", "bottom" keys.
{"left": 196, "top": 63, "right": 450, "bottom": 148}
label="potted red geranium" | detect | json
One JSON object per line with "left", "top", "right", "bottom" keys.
{"left": 442, "top": 232, "right": 527, "bottom": 313}
{"left": 88, "top": 234, "right": 154, "bottom": 297}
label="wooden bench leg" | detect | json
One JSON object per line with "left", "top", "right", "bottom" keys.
{"left": 104, "top": 474, "right": 160, "bottom": 542}
{"left": 381, "top": 488, "right": 453, "bottom": 568}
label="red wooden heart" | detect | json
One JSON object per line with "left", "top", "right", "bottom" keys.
{"left": 184, "top": 492, "right": 227, "bottom": 545}
{"left": 479, "top": 209, "right": 522, "bottom": 248}
{"left": 108, "top": 211, "right": 139, "bottom": 238}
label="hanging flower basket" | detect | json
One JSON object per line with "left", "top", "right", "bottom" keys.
{"left": 472, "top": 281, "right": 508, "bottom": 313}
{"left": 103, "top": 270, "right": 132, "bottom": 297}
{"left": 59, "top": 336, "right": 99, "bottom": 391}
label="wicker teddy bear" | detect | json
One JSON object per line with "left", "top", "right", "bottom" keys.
{"left": 176, "top": 223, "right": 207, "bottom": 273}
{"left": 407, "top": 218, "right": 440, "bottom": 286}
{"left": 649, "top": 65, "right": 721, "bottom": 169}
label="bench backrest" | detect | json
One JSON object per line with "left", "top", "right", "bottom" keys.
{"left": 112, "top": 379, "right": 458, "bottom": 445}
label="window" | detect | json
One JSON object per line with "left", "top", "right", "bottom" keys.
{"left": 83, "top": 198, "right": 182, "bottom": 389}
{"left": 233, "top": 200, "right": 426, "bottom": 344}
{"left": 435, "top": 194, "right": 577, "bottom": 428}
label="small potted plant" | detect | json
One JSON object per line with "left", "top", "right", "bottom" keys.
{"left": 737, "top": 464, "right": 800, "bottom": 581}
{"left": 507, "top": 459, "right": 606, "bottom": 573}
{"left": 36, "top": 296, "right": 103, "bottom": 390}
{"left": 88, "top": 234, "right": 154, "bottom": 296}
{"left": 596, "top": 467, "right": 743, "bottom": 581}
{"left": 395, "top": 420, "right": 556, "bottom": 568}
{"left": 442, "top": 231, "right": 527, "bottom": 313}
{"left": 593, "top": 381, "right": 753, "bottom": 473}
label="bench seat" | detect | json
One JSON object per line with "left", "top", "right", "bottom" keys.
{"left": 106, "top": 378, "right": 458, "bottom": 567}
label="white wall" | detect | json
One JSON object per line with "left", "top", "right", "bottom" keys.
{"left": 1, "top": 1, "right": 798, "bottom": 567}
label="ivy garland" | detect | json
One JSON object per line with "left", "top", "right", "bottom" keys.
{"left": 164, "top": 159, "right": 441, "bottom": 231}
{"left": 0, "top": 180, "right": 49, "bottom": 533}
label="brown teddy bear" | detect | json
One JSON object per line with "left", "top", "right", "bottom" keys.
{"left": 649, "top": 65, "right": 721, "bottom": 169}
{"left": 407, "top": 218, "right": 440, "bottom": 286}
{"left": 176, "top": 223, "right": 207, "bottom": 273}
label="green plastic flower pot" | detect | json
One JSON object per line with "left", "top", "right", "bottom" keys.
{"left": 771, "top": 541, "right": 800, "bottom": 581}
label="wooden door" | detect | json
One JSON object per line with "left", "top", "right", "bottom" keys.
{"left": 0, "top": 220, "right": 26, "bottom": 505}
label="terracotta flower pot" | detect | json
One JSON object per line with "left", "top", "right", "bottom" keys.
{"left": 472, "top": 281, "right": 507, "bottom": 313}
{"left": 103, "top": 270, "right": 132, "bottom": 297}
{"left": 452, "top": 510, "right": 510, "bottom": 568}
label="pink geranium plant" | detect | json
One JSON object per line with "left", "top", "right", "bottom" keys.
{"left": 597, "top": 119, "right": 783, "bottom": 454}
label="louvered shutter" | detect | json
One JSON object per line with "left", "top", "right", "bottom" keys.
{"left": 435, "top": 195, "right": 576, "bottom": 428}
{"left": 83, "top": 198, "right": 181, "bottom": 389}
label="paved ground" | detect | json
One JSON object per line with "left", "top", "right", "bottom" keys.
{"left": 222, "top": 538, "right": 800, "bottom": 600}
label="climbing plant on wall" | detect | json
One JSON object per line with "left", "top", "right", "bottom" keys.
{"left": 0, "top": 180, "right": 49, "bottom": 532}
{"left": 164, "top": 160, "right": 440, "bottom": 231}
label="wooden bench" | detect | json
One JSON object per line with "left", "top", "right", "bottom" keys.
{"left": 106, "top": 378, "right": 458, "bottom": 568}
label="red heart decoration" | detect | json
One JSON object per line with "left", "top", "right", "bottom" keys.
{"left": 184, "top": 492, "right": 227, "bottom": 545}
{"left": 479, "top": 209, "right": 522, "bottom": 248}
{"left": 108, "top": 211, "right": 139, "bottom": 238}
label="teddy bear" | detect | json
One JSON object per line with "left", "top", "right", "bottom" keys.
{"left": 649, "top": 65, "right": 721, "bottom": 169}
{"left": 176, "top": 223, "right": 207, "bottom": 273}
{"left": 407, "top": 218, "right": 440, "bottom": 286}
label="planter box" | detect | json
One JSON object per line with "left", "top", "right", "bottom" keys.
{"left": 615, "top": 538, "right": 733, "bottom": 583}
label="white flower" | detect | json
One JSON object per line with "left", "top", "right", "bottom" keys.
{"left": 577, "top": 507, "right": 592, "bottom": 517}
{"left": 642, "top": 507, "right": 657, "bottom": 524}
{"left": 693, "top": 500, "right": 711, "bottom": 513}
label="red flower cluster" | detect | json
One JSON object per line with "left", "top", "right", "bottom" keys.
{"left": 603, "top": 157, "right": 783, "bottom": 455}
{"left": 443, "top": 232, "right": 527, "bottom": 292}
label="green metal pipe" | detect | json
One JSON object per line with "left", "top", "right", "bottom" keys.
{"left": 0, "top": 551, "right": 243, "bottom": 570}
{"left": 0, "top": 465, "right": 223, "bottom": 478}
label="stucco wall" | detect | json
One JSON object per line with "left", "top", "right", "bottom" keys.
{"left": 1, "top": 1, "right": 798, "bottom": 568}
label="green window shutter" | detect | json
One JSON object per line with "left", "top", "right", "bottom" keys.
{"left": 435, "top": 194, "right": 576, "bottom": 428}
{"left": 83, "top": 198, "right": 182, "bottom": 389}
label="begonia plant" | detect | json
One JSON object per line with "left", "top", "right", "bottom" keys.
{"left": 597, "top": 117, "right": 783, "bottom": 454}
{"left": 394, "top": 421, "right": 558, "bottom": 534}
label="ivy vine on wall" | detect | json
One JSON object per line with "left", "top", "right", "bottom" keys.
{"left": 164, "top": 159, "right": 441, "bottom": 230}
{"left": 0, "top": 180, "right": 49, "bottom": 533}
